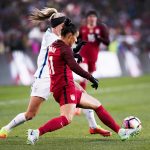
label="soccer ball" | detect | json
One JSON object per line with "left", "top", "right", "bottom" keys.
{"left": 122, "top": 116, "right": 142, "bottom": 130}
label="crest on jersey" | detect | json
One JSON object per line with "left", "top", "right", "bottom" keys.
{"left": 95, "top": 29, "right": 100, "bottom": 34}
{"left": 70, "top": 94, "right": 75, "bottom": 101}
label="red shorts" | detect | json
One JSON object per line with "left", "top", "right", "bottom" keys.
{"left": 53, "top": 85, "right": 82, "bottom": 106}
{"left": 82, "top": 58, "right": 96, "bottom": 73}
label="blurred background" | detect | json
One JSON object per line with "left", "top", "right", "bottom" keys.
{"left": 0, "top": 0, "right": 150, "bottom": 85}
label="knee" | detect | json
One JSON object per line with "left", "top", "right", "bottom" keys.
{"left": 25, "top": 112, "right": 36, "bottom": 120}
{"left": 90, "top": 102, "right": 101, "bottom": 111}
{"left": 64, "top": 114, "right": 74, "bottom": 124}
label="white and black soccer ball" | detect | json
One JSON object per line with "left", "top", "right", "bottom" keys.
{"left": 122, "top": 116, "right": 142, "bottom": 130}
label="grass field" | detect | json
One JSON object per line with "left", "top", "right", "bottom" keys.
{"left": 0, "top": 75, "right": 150, "bottom": 150}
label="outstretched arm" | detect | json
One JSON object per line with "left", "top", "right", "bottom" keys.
{"left": 61, "top": 46, "right": 98, "bottom": 89}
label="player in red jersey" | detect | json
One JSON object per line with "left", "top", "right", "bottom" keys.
{"left": 27, "top": 19, "right": 140, "bottom": 145}
{"left": 79, "top": 10, "right": 110, "bottom": 89}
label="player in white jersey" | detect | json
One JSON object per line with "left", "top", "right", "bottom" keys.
{"left": 31, "top": 28, "right": 57, "bottom": 100}
{"left": 0, "top": 8, "right": 111, "bottom": 139}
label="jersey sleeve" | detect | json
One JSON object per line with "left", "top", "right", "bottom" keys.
{"left": 100, "top": 23, "right": 110, "bottom": 46}
{"left": 61, "top": 46, "right": 91, "bottom": 80}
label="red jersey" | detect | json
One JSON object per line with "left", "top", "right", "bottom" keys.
{"left": 79, "top": 24, "right": 109, "bottom": 61}
{"left": 48, "top": 40, "right": 91, "bottom": 92}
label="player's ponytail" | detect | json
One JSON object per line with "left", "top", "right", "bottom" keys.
{"left": 30, "top": 7, "right": 57, "bottom": 24}
{"left": 29, "top": 7, "right": 66, "bottom": 27}
{"left": 61, "top": 18, "right": 77, "bottom": 37}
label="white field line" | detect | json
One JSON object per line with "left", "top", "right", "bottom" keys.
{"left": 0, "top": 99, "right": 27, "bottom": 106}
{"left": 0, "top": 82, "right": 149, "bottom": 105}
{"left": 89, "top": 82, "right": 150, "bottom": 94}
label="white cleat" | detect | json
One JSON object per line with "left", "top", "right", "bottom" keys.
{"left": 27, "top": 129, "right": 39, "bottom": 145}
{"left": 118, "top": 128, "right": 140, "bottom": 141}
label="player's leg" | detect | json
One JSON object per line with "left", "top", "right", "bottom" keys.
{"left": 74, "top": 81, "right": 111, "bottom": 136}
{"left": 25, "top": 96, "right": 44, "bottom": 120}
{"left": 79, "top": 92, "right": 140, "bottom": 140}
{"left": 34, "top": 86, "right": 77, "bottom": 136}
{"left": 82, "top": 109, "right": 111, "bottom": 136}
{"left": 38, "top": 104, "right": 76, "bottom": 136}
{"left": 79, "top": 93, "right": 120, "bottom": 133}
{"left": 24, "top": 78, "right": 50, "bottom": 120}
{"left": 0, "top": 78, "right": 50, "bottom": 139}
{"left": 27, "top": 86, "right": 77, "bottom": 145}
{"left": 0, "top": 96, "right": 44, "bottom": 139}
{"left": 81, "top": 60, "right": 106, "bottom": 133}
{"left": 27, "top": 104, "right": 76, "bottom": 145}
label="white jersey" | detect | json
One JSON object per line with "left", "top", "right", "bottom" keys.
{"left": 34, "top": 28, "right": 59, "bottom": 78}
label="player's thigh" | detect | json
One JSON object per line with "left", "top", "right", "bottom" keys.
{"left": 31, "top": 77, "right": 51, "bottom": 100}
{"left": 27, "top": 77, "right": 51, "bottom": 114}
{"left": 60, "top": 104, "right": 76, "bottom": 122}
{"left": 53, "top": 86, "right": 77, "bottom": 106}
{"left": 78, "top": 92, "right": 101, "bottom": 110}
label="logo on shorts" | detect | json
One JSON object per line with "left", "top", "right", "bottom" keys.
{"left": 70, "top": 94, "right": 75, "bottom": 101}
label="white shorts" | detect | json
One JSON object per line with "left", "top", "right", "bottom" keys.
{"left": 30, "top": 77, "right": 51, "bottom": 100}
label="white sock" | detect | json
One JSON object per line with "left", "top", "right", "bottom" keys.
{"left": 4, "top": 113, "right": 26, "bottom": 131}
{"left": 83, "top": 109, "right": 97, "bottom": 129}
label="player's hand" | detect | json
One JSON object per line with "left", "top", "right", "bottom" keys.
{"left": 73, "top": 40, "right": 87, "bottom": 53}
{"left": 89, "top": 76, "right": 99, "bottom": 89}
{"left": 73, "top": 53, "right": 82, "bottom": 63}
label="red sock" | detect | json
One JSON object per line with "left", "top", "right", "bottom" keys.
{"left": 80, "top": 81, "right": 86, "bottom": 90}
{"left": 38, "top": 116, "right": 69, "bottom": 136}
{"left": 95, "top": 105, "right": 120, "bottom": 133}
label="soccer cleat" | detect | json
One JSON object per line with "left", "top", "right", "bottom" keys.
{"left": 27, "top": 129, "right": 39, "bottom": 145}
{"left": 0, "top": 127, "right": 9, "bottom": 139}
{"left": 118, "top": 128, "right": 140, "bottom": 141}
{"left": 89, "top": 125, "right": 112, "bottom": 137}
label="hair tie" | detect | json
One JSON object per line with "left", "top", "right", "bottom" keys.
{"left": 64, "top": 18, "right": 71, "bottom": 26}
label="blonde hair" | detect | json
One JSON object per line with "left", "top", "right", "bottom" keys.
{"left": 30, "top": 7, "right": 65, "bottom": 24}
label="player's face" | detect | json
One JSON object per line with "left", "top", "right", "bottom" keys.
{"left": 87, "top": 15, "right": 97, "bottom": 26}
{"left": 68, "top": 32, "right": 79, "bottom": 46}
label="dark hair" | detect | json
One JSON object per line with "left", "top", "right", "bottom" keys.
{"left": 61, "top": 18, "right": 77, "bottom": 37}
{"left": 86, "top": 10, "right": 98, "bottom": 18}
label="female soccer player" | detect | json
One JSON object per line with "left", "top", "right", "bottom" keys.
{"left": 79, "top": 10, "right": 110, "bottom": 90}
{"left": 0, "top": 8, "right": 110, "bottom": 139}
{"left": 74, "top": 10, "right": 110, "bottom": 122}
{"left": 27, "top": 19, "right": 139, "bottom": 145}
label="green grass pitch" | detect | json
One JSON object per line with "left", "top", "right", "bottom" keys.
{"left": 0, "top": 75, "right": 150, "bottom": 150}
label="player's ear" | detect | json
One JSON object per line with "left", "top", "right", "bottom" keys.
{"left": 67, "top": 33, "right": 73, "bottom": 40}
